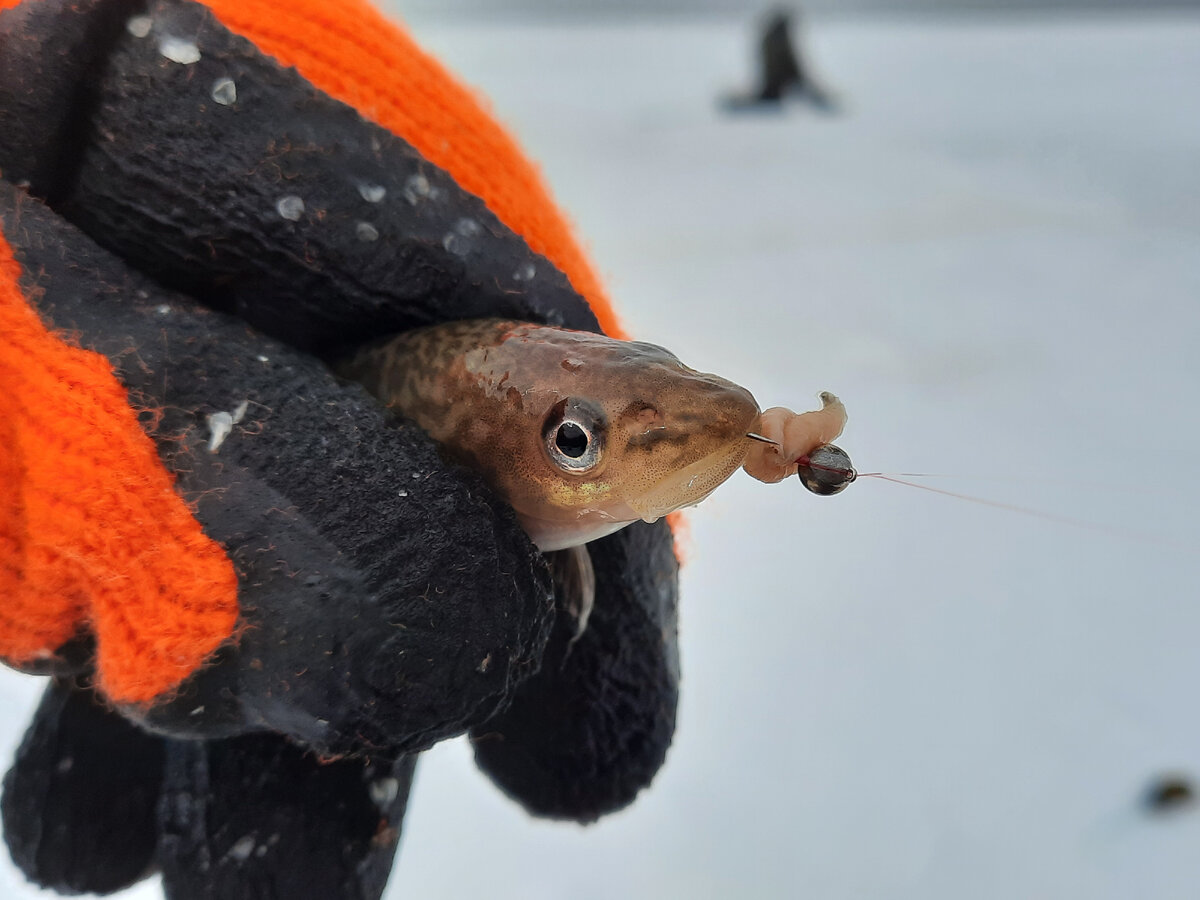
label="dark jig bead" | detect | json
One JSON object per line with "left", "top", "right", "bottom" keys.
{"left": 797, "top": 443, "right": 856, "bottom": 496}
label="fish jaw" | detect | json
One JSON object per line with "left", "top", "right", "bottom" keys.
{"left": 517, "top": 421, "right": 754, "bottom": 550}
{"left": 625, "top": 435, "right": 752, "bottom": 523}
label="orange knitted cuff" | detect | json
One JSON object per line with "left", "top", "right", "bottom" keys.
{"left": 0, "top": 228, "right": 239, "bottom": 704}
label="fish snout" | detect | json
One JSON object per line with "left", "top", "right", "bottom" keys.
{"left": 673, "top": 375, "right": 760, "bottom": 448}
{"left": 622, "top": 375, "right": 760, "bottom": 521}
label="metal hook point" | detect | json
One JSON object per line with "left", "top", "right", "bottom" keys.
{"left": 746, "top": 432, "right": 780, "bottom": 447}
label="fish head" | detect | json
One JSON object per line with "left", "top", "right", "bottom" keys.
{"left": 497, "top": 332, "right": 760, "bottom": 549}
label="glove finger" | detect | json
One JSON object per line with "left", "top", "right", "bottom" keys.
{"left": 1, "top": 0, "right": 601, "bottom": 355}
{"left": 158, "top": 733, "right": 415, "bottom": 900}
{"left": 0, "top": 0, "right": 139, "bottom": 207}
{"left": 1, "top": 677, "right": 164, "bottom": 894}
{"left": 1, "top": 185, "right": 554, "bottom": 756}
{"left": 470, "top": 519, "right": 681, "bottom": 822}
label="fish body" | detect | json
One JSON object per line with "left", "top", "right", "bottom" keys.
{"left": 340, "top": 319, "right": 761, "bottom": 551}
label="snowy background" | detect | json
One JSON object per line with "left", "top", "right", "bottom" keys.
{"left": 3, "top": 6, "right": 1200, "bottom": 900}
{"left": 396, "top": 0, "right": 1200, "bottom": 19}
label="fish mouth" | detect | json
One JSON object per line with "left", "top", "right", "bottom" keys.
{"left": 627, "top": 438, "right": 751, "bottom": 523}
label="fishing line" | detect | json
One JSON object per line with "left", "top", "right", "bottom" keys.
{"left": 855, "top": 472, "right": 1194, "bottom": 552}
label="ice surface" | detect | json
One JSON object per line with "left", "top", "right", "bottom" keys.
{"left": 395, "top": 14, "right": 1200, "bottom": 900}
{"left": 2, "top": 12, "right": 1198, "bottom": 900}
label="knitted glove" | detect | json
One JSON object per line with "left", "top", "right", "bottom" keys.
{"left": 0, "top": 0, "right": 681, "bottom": 897}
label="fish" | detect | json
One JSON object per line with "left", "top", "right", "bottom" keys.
{"left": 338, "top": 318, "right": 848, "bottom": 553}
{"left": 339, "top": 317, "right": 848, "bottom": 640}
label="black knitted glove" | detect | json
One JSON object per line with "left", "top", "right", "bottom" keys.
{"left": 0, "top": 0, "right": 681, "bottom": 897}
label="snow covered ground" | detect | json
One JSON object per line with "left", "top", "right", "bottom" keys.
{"left": 3, "top": 10, "right": 1199, "bottom": 900}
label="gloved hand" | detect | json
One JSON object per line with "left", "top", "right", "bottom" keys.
{"left": 0, "top": 0, "right": 682, "bottom": 896}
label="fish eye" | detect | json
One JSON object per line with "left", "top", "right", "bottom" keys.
{"left": 555, "top": 422, "right": 589, "bottom": 458}
{"left": 544, "top": 399, "right": 605, "bottom": 474}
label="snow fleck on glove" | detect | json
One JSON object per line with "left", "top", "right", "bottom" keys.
{"left": 0, "top": 0, "right": 681, "bottom": 897}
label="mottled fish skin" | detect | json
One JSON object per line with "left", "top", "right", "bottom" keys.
{"left": 340, "top": 319, "right": 760, "bottom": 551}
